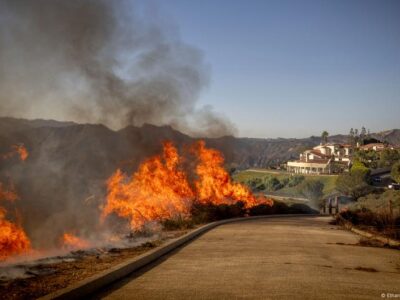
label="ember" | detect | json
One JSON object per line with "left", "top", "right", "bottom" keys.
{"left": 2, "top": 144, "right": 29, "bottom": 161}
{"left": 61, "top": 233, "right": 90, "bottom": 250}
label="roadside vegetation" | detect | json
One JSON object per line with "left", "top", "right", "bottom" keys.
{"left": 339, "top": 190, "right": 400, "bottom": 240}
{"left": 233, "top": 169, "right": 337, "bottom": 205}
{"left": 336, "top": 140, "right": 400, "bottom": 240}
{"left": 161, "top": 200, "right": 318, "bottom": 230}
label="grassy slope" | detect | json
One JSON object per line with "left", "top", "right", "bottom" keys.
{"left": 233, "top": 169, "right": 338, "bottom": 198}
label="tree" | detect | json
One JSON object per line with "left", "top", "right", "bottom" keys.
{"left": 349, "top": 128, "right": 355, "bottom": 145}
{"left": 360, "top": 126, "right": 367, "bottom": 139}
{"left": 354, "top": 128, "right": 359, "bottom": 145}
{"left": 380, "top": 150, "right": 400, "bottom": 168}
{"left": 321, "top": 131, "right": 329, "bottom": 145}
{"left": 351, "top": 160, "right": 371, "bottom": 179}
{"left": 336, "top": 161, "right": 371, "bottom": 199}
{"left": 298, "top": 180, "right": 324, "bottom": 207}
{"left": 392, "top": 161, "right": 400, "bottom": 183}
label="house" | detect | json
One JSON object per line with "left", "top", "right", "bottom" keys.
{"left": 287, "top": 143, "right": 353, "bottom": 175}
{"left": 358, "top": 143, "right": 392, "bottom": 151}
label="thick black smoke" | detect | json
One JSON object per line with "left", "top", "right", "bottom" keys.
{"left": 0, "top": 0, "right": 236, "bottom": 137}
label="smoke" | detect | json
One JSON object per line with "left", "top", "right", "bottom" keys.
{"left": 0, "top": 0, "right": 236, "bottom": 138}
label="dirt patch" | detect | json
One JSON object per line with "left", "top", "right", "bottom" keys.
{"left": 0, "top": 230, "right": 188, "bottom": 300}
{"left": 354, "top": 267, "right": 378, "bottom": 272}
{"left": 343, "top": 266, "right": 378, "bottom": 273}
{"left": 327, "top": 238, "right": 400, "bottom": 250}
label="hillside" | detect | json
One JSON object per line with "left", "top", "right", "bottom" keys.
{"left": 0, "top": 117, "right": 398, "bottom": 247}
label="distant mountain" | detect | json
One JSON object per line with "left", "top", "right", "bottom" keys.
{"left": 0, "top": 117, "right": 397, "bottom": 247}
{"left": 371, "top": 129, "right": 400, "bottom": 146}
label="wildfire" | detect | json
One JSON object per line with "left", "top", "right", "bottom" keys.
{"left": 0, "top": 182, "right": 19, "bottom": 202}
{"left": 0, "top": 183, "right": 31, "bottom": 261}
{"left": 102, "top": 140, "right": 272, "bottom": 230}
{"left": 2, "top": 144, "right": 29, "bottom": 161}
{"left": 61, "top": 233, "right": 90, "bottom": 250}
{"left": 102, "top": 142, "right": 194, "bottom": 230}
{"left": 193, "top": 140, "right": 262, "bottom": 207}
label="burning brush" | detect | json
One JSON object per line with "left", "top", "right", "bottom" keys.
{"left": 0, "top": 140, "right": 271, "bottom": 264}
{"left": 101, "top": 140, "right": 271, "bottom": 230}
{"left": 0, "top": 145, "right": 31, "bottom": 262}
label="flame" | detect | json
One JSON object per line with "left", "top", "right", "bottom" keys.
{"left": 2, "top": 144, "right": 29, "bottom": 161}
{"left": 102, "top": 142, "right": 194, "bottom": 230}
{"left": 61, "top": 233, "right": 90, "bottom": 250}
{"left": 0, "top": 182, "right": 19, "bottom": 202}
{"left": 0, "top": 184, "right": 31, "bottom": 261}
{"left": 192, "top": 140, "right": 264, "bottom": 207}
{"left": 14, "top": 144, "right": 29, "bottom": 161}
{"left": 102, "top": 140, "right": 272, "bottom": 230}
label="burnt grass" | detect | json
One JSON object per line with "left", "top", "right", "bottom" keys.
{"left": 0, "top": 231, "right": 188, "bottom": 300}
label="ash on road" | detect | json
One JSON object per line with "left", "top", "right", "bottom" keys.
{"left": 93, "top": 216, "right": 400, "bottom": 300}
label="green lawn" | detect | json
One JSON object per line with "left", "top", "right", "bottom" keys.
{"left": 233, "top": 169, "right": 338, "bottom": 198}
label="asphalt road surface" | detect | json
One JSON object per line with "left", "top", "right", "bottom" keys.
{"left": 93, "top": 216, "right": 400, "bottom": 300}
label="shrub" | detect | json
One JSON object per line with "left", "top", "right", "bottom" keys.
{"left": 264, "top": 177, "right": 283, "bottom": 191}
{"left": 287, "top": 175, "right": 305, "bottom": 187}
{"left": 191, "top": 201, "right": 246, "bottom": 223}
{"left": 161, "top": 216, "right": 195, "bottom": 230}
{"left": 391, "top": 161, "right": 400, "bottom": 183}
{"left": 248, "top": 203, "right": 275, "bottom": 215}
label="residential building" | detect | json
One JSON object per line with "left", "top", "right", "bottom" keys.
{"left": 287, "top": 143, "right": 353, "bottom": 175}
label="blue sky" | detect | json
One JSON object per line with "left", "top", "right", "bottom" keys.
{"left": 146, "top": 0, "right": 399, "bottom": 138}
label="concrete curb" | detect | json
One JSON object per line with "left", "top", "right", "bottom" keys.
{"left": 39, "top": 214, "right": 318, "bottom": 300}
{"left": 337, "top": 215, "right": 400, "bottom": 247}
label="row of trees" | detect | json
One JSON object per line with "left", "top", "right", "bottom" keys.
{"left": 321, "top": 126, "right": 375, "bottom": 146}
{"left": 348, "top": 126, "right": 373, "bottom": 146}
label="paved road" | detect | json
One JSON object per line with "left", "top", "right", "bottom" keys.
{"left": 94, "top": 216, "right": 400, "bottom": 300}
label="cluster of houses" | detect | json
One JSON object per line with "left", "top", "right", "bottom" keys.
{"left": 286, "top": 142, "right": 395, "bottom": 175}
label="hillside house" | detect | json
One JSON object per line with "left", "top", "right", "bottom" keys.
{"left": 287, "top": 143, "right": 353, "bottom": 175}
{"left": 358, "top": 143, "right": 393, "bottom": 151}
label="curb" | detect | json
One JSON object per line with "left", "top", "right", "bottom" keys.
{"left": 39, "top": 214, "right": 318, "bottom": 300}
{"left": 336, "top": 215, "right": 400, "bottom": 247}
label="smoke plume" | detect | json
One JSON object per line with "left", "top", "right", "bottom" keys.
{"left": 0, "top": 0, "right": 236, "bottom": 137}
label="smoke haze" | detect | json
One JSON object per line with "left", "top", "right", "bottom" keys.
{"left": 0, "top": 0, "right": 236, "bottom": 137}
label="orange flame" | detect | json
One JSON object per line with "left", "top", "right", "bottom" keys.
{"left": 2, "top": 144, "right": 29, "bottom": 161}
{"left": 0, "top": 184, "right": 31, "bottom": 261}
{"left": 14, "top": 144, "right": 29, "bottom": 161}
{"left": 0, "top": 182, "right": 19, "bottom": 202}
{"left": 61, "top": 233, "right": 90, "bottom": 250}
{"left": 193, "top": 140, "right": 264, "bottom": 207}
{"left": 102, "top": 140, "right": 272, "bottom": 230}
{"left": 102, "top": 142, "right": 194, "bottom": 230}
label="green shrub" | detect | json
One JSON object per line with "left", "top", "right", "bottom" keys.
{"left": 287, "top": 175, "right": 305, "bottom": 187}
{"left": 264, "top": 176, "right": 283, "bottom": 191}
{"left": 391, "top": 161, "right": 400, "bottom": 183}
